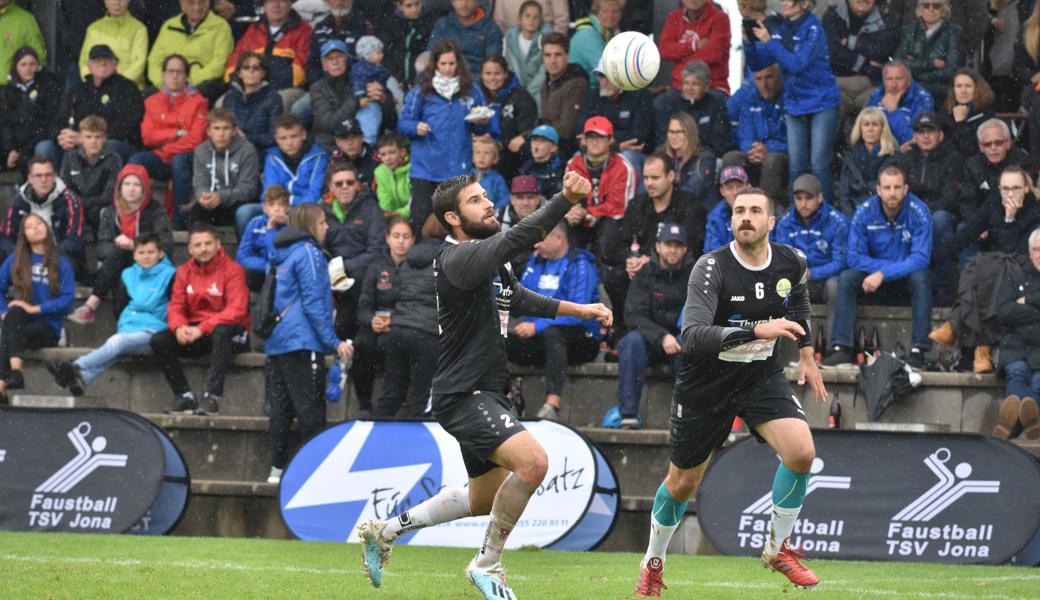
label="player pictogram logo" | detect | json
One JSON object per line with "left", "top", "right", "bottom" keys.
{"left": 743, "top": 458, "right": 851, "bottom": 515}
{"left": 35, "top": 422, "right": 128, "bottom": 494}
{"left": 891, "top": 448, "right": 1000, "bottom": 522}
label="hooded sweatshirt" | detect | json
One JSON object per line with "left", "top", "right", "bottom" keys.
{"left": 192, "top": 135, "right": 261, "bottom": 208}
{"left": 117, "top": 255, "right": 177, "bottom": 333}
{"left": 96, "top": 165, "right": 174, "bottom": 262}
{"left": 167, "top": 247, "right": 250, "bottom": 335}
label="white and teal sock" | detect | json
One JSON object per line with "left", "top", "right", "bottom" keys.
{"left": 766, "top": 464, "right": 810, "bottom": 556}
{"left": 381, "top": 487, "right": 471, "bottom": 542}
{"left": 474, "top": 475, "right": 536, "bottom": 569}
{"left": 643, "top": 483, "right": 689, "bottom": 564}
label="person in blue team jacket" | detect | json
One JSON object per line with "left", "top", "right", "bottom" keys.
{"left": 236, "top": 185, "right": 289, "bottom": 292}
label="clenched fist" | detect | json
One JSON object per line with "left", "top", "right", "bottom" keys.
{"left": 562, "top": 170, "right": 592, "bottom": 203}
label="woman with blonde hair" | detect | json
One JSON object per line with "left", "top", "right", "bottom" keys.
{"left": 658, "top": 112, "right": 717, "bottom": 209}
{"left": 839, "top": 107, "right": 898, "bottom": 215}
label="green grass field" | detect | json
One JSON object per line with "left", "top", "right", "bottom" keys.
{"left": 0, "top": 531, "right": 1036, "bottom": 599}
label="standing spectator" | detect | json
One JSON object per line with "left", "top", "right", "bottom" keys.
{"left": 824, "top": 0, "right": 900, "bottom": 126}
{"left": 653, "top": 61, "right": 732, "bottom": 157}
{"left": 59, "top": 116, "right": 123, "bottom": 235}
{"left": 0, "top": 215, "right": 73, "bottom": 403}
{"left": 399, "top": 38, "right": 489, "bottom": 235}
{"left": 265, "top": 204, "right": 354, "bottom": 483}
{"left": 480, "top": 55, "right": 538, "bottom": 179}
{"left": 0, "top": 0, "right": 46, "bottom": 85}
{"left": 539, "top": 32, "right": 588, "bottom": 158}
{"left": 373, "top": 133, "right": 411, "bottom": 218}
{"left": 569, "top": 0, "right": 623, "bottom": 83}
{"left": 865, "top": 60, "right": 935, "bottom": 147}
{"left": 839, "top": 106, "right": 899, "bottom": 214}
{"left": 427, "top": 0, "right": 503, "bottom": 78}
{"left": 942, "top": 68, "right": 996, "bottom": 159}
{"left": 149, "top": 0, "right": 235, "bottom": 103}
{"left": 893, "top": 0, "right": 964, "bottom": 103}
{"left": 821, "top": 164, "right": 933, "bottom": 369}
{"left": 961, "top": 118, "right": 1032, "bottom": 220}
{"left": 329, "top": 118, "right": 378, "bottom": 186}
{"left": 310, "top": 40, "right": 359, "bottom": 151}
{"left": 504, "top": 1, "right": 554, "bottom": 112}
{"left": 0, "top": 157, "right": 85, "bottom": 271}
{"left": 518, "top": 124, "right": 564, "bottom": 199}
{"left": 1016, "top": 2, "right": 1040, "bottom": 158}
{"left": 154, "top": 222, "right": 250, "bottom": 415}
{"left": 983, "top": 0, "right": 1024, "bottom": 112}
{"left": 723, "top": 63, "right": 789, "bottom": 206}
{"left": 1, "top": 47, "right": 62, "bottom": 177}
{"left": 306, "top": 0, "right": 374, "bottom": 86}
{"left": 703, "top": 165, "right": 750, "bottom": 252}
{"left": 352, "top": 36, "right": 402, "bottom": 146}
{"left": 222, "top": 52, "right": 284, "bottom": 152}
{"left": 495, "top": 0, "right": 569, "bottom": 34}
{"left": 994, "top": 227, "right": 1040, "bottom": 439}
{"left": 381, "top": 0, "right": 436, "bottom": 87}
{"left": 659, "top": 112, "right": 717, "bottom": 209}
{"left": 262, "top": 113, "right": 329, "bottom": 206}
{"left": 471, "top": 137, "right": 510, "bottom": 208}
{"left": 659, "top": 0, "right": 731, "bottom": 94}
{"left": 773, "top": 173, "right": 849, "bottom": 303}
{"left": 130, "top": 55, "right": 209, "bottom": 230}
{"left": 191, "top": 108, "right": 261, "bottom": 228}
{"left": 237, "top": 184, "right": 289, "bottom": 291}
{"left": 507, "top": 222, "right": 601, "bottom": 420}
{"left": 748, "top": 0, "right": 842, "bottom": 202}
{"left": 69, "top": 165, "right": 173, "bottom": 326}
{"left": 79, "top": 0, "right": 149, "bottom": 89}
{"left": 579, "top": 58, "right": 653, "bottom": 178}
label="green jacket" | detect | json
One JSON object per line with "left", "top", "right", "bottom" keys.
{"left": 894, "top": 20, "right": 964, "bottom": 84}
{"left": 0, "top": 2, "right": 46, "bottom": 86}
{"left": 374, "top": 162, "right": 412, "bottom": 219}
{"left": 79, "top": 13, "right": 149, "bottom": 89}
{"left": 147, "top": 11, "right": 233, "bottom": 88}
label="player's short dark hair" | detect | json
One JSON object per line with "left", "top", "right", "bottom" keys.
{"left": 134, "top": 232, "right": 161, "bottom": 249}
{"left": 643, "top": 152, "right": 673, "bottom": 175}
{"left": 878, "top": 163, "right": 907, "bottom": 184}
{"left": 542, "top": 32, "right": 569, "bottom": 53}
{"left": 733, "top": 186, "right": 774, "bottom": 215}
{"left": 433, "top": 173, "right": 481, "bottom": 231}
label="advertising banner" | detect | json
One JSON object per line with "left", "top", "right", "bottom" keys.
{"left": 279, "top": 420, "right": 619, "bottom": 550}
{"left": 697, "top": 430, "right": 1040, "bottom": 564}
{"left": 128, "top": 422, "right": 190, "bottom": 536}
{"left": 0, "top": 407, "right": 165, "bottom": 533}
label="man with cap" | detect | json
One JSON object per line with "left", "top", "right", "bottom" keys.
{"left": 498, "top": 175, "right": 545, "bottom": 274}
{"left": 773, "top": 174, "right": 849, "bottom": 304}
{"left": 703, "top": 165, "right": 749, "bottom": 253}
{"left": 311, "top": 39, "right": 358, "bottom": 151}
{"left": 330, "top": 117, "right": 378, "bottom": 188}
{"left": 519, "top": 124, "right": 565, "bottom": 199}
{"left": 306, "top": 0, "right": 374, "bottom": 85}
{"left": 578, "top": 57, "right": 653, "bottom": 178}
{"left": 653, "top": 60, "right": 732, "bottom": 156}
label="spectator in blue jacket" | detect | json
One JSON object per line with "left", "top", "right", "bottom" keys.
{"left": 747, "top": 0, "right": 841, "bottom": 203}
{"left": 471, "top": 136, "right": 510, "bottom": 209}
{"left": 261, "top": 113, "right": 329, "bottom": 206}
{"left": 506, "top": 222, "right": 601, "bottom": 420}
{"left": 305, "top": 0, "right": 374, "bottom": 85}
{"left": 653, "top": 60, "right": 732, "bottom": 157}
{"left": 222, "top": 52, "right": 284, "bottom": 152}
{"left": 823, "top": 0, "right": 900, "bottom": 125}
{"left": 723, "top": 63, "right": 789, "bottom": 207}
{"left": 236, "top": 185, "right": 289, "bottom": 292}
{"left": 822, "top": 163, "right": 933, "bottom": 370}
{"left": 773, "top": 174, "right": 848, "bottom": 305}
{"left": 865, "top": 60, "right": 935, "bottom": 147}
{"left": 265, "top": 203, "right": 354, "bottom": 484}
{"left": 427, "top": 0, "right": 503, "bottom": 78}
{"left": 703, "top": 165, "right": 749, "bottom": 253}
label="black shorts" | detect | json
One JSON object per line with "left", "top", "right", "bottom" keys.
{"left": 669, "top": 370, "right": 807, "bottom": 469}
{"left": 432, "top": 390, "right": 526, "bottom": 478}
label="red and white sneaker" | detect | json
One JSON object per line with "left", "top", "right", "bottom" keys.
{"left": 68, "top": 305, "right": 95, "bottom": 325}
{"left": 763, "top": 541, "right": 820, "bottom": 588}
{"left": 634, "top": 557, "right": 667, "bottom": 597}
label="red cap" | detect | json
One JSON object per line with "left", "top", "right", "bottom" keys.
{"left": 583, "top": 116, "right": 614, "bottom": 137}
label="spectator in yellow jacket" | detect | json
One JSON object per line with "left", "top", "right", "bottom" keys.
{"left": 78, "top": 0, "right": 149, "bottom": 89}
{"left": 147, "top": 0, "right": 234, "bottom": 100}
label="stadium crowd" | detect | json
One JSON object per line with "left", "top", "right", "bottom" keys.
{"left": 1, "top": 0, "right": 1040, "bottom": 444}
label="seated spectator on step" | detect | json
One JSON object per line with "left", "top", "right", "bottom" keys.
{"left": 310, "top": 40, "right": 358, "bottom": 152}
{"left": 607, "top": 223, "right": 693, "bottom": 429}
{"left": 130, "top": 54, "right": 209, "bottom": 230}
{"left": 427, "top": 0, "right": 502, "bottom": 79}
{"left": 153, "top": 222, "right": 250, "bottom": 416}
{"left": 495, "top": 0, "right": 569, "bottom": 35}
{"left": 839, "top": 107, "right": 898, "bottom": 215}
{"left": 722, "top": 63, "right": 789, "bottom": 207}
{"left": 149, "top": 0, "right": 235, "bottom": 104}
{"left": 260, "top": 114, "right": 329, "bottom": 215}
{"left": 579, "top": 57, "right": 653, "bottom": 177}
{"left": 223, "top": 52, "right": 284, "bottom": 152}
{"left": 381, "top": 0, "right": 437, "bottom": 88}
{"left": 471, "top": 137, "right": 509, "bottom": 209}
{"left": 539, "top": 32, "right": 588, "bottom": 158}
{"left": 659, "top": 112, "right": 717, "bottom": 209}
{"left": 1, "top": 47, "right": 62, "bottom": 177}
{"left": 329, "top": 118, "right": 377, "bottom": 187}
{"left": 892, "top": 0, "right": 963, "bottom": 104}
{"left": 568, "top": 0, "right": 623, "bottom": 83}
{"left": 48, "top": 233, "right": 176, "bottom": 397}
{"left": 773, "top": 174, "right": 848, "bottom": 304}
{"left": 374, "top": 133, "right": 411, "bottom": 218}
{"left": 507, "top": 222, "right": 601, "bottom": 420}
{"left": 517, "top": 124, "right": 564, "bottom": 199}
{"left": 191, "top": 108, "right": 261, "bottom": 230}
{"left": 503, "top": 1, "right": 555, "bottom": 112}
{"left": 305, "top": 0, "right": 374, "bottom": 86}
{"left": 79, "top": 0, "right": 149, "bottom": 89}
{"left": 480, "top": 55, "right": 538, "bottom": 178}
{"left": 960, "top": 119, "right": 1032, "bottom": 222}
{"left": 69, "top": 165, "right": 174, "bottom": 326}
{"left": 704, "top": 165, "right": 750, "bottom": 253}
{"left": 654, "top": 60, "right": 732, "bottom": 157}
{"left": 352, "top": 36, "right": 403, "bottom": 146}
{"left": 823, "top": 0, "right": 899, "bottom": 127}
{"left": 0, "top": 214, "right": 74, "bottom": 404}
{"left": 659, "top": 0, "right": 731, "bottom": 95}
{"left": 865, "top": 60, "right": 934, "bottom": 148}
{"left": 994, "top": 227, "right": 1040, "bottom": 440}
{"left": 821, "top": 164, "right": 933, "bottom": 370}
{"left": 0, "top": 157, "right": 85, "bottom": 272}
{"left": 236, "top": 184, "right": 289, "bottom": 292}
{"left": 58, "top": 116, "right": 122, "bottom": 236}
{"left": 942, "top": 68, "right": 995, "bottom": 160}
{"left": 497, "top": 175, "right": 544, "bottom": 272}
{"left": 0, "top": 0, "right": 45, "bottom": 83}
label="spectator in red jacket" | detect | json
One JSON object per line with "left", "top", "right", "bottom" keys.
{"left": 129, "top": 54, "right": 209, "bottom": 230}
{"left": 224, "top": 0, "right": 313, "bottom": 113}
{"left": 658, "top": 0, "right": 731, "bottom": 94}
{"left": 152, "top": 221, "right": 250, "bottom": 416}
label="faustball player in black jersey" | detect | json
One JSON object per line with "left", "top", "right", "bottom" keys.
{"left": 358, "top": 171, "right": 611, "bottom": 600}
{"left": 633, "top": 188, "right": 829, "bottom": 597}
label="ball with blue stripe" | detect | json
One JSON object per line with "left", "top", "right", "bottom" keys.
{"left": 601, "top": 31, "right": 660, "bottom": 92}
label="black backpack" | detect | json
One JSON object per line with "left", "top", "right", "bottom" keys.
{"left": 253, "top": 265, "right": 295, "bottom": 339}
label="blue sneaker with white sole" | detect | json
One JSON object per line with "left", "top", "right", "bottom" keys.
{"left": 357, "top": 520, "right": 393, "bottom": 588}
{"left": 466, "top": 559, "right": 518, "bottom": 599}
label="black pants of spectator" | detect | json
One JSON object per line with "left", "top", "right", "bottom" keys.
{"left": 410, "top": 178, "right": 439, "bottom": 238}
{"left": 351, "top": 327, "right": 384, "bottom": 413}
{"left": 92, "top": 249, "right": 134, "bottom": 299}
{"left": 267, "top": 349, "right": 327, "bottom": 469}
{"left": 188, "top": 202, "right": 237, "bottom": 228}
{"left": 0, "top": 306, "right": 58, "bottom": 379}
{"left": 378, "top": 326, "right": 438, "bottom": 417}
{"left": 149, "top": 324, "right": 245, "bottom": 398}
{"left": 722, "top": 150, "right": 790, "bottom": 209}
{"left": 506, "top": 325, "right": 601, "bottom": 396}
{"left": 245, "top": 269, "right": 266, "bottom": 293}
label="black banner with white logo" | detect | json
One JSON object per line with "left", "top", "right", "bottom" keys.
{"left": 0, "top": 407, "right": 165, "bottom": 533}
{"left": 697, "top": 430, "right": 1040, "bottom": 564}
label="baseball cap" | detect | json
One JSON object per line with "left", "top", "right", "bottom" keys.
{"left": 583, "top": 116, "right": 614, "bottom": 137}
{"left": 792, "top": 174, "right": 822, "bottom": 197}
{"left": 88, "top": 44, "right": 116, "bottom": 61}
{"left": 720, "top": 165, "right": 749, "bottom": 185}
{"left": 320, "top": 39, "right": 349, "bottom": 58}
{"left": 510, "top": 175, "right": 539, "bottom": 194}
{"left": 656, "top": 222, "right": 687, "bottom": 244}
{"left": 530, "top": 124, "right": 559, "bottom": 145}
{"left": 334, "top": 118, "right": 363, "bottom": 138}
{"left": 913, "top": 111, "right": 943, "bottom": 131}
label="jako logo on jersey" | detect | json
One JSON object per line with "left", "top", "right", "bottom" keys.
{"left": 730, "top": 296, "right": 745, "bottom": 302}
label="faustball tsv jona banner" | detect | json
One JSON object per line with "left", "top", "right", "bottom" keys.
{"left": 697, "top": 430, "right": 1040, "bottom": 564}
{"left": 0, "top": 408, "right": 165, "bottom": 533}
{"left": 279, "top": 420, "right": 620, "bottom": 550}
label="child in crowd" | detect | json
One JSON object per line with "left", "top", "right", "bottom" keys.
{"left": 329, "top": 118, "right": 378, "bottom": 188}
{"left": 352, "top": 35, "right": 404, "bottom": 146}
{"left": 59, "top": 116, "right": 123, "bottom": 236}
{"left": 191, "top": 108, "right": 260, "bottom": 228}
{"left": 471, "top": 136, "right": 509, "bottom": 208}
{"left": 48, "top": 233, "right": 176, "bottom": 397}
{"left": 519, "top": 124, "right": 564, "bottom": 198}
{"left": 504, "top": 0, "right": 553, "bottom": 111}
{"left": 373, "top": 133, "right": 411, "bottom": 218}
{"left": 236, "top": 184, "right": 289, "bottom": 292}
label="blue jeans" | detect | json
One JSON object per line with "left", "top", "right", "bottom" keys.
{"left": 74, "top": 331, "right": 153, "bottom": 385}
{"left": 829, "top": 268, "right": 933, "bottom": 351}
{"left": 621, "top": 150, "right": 647, "bottom": 195}
{"left": 356, "top": 101, "right": 382, "bottom": 146}
{"left": 235, "top": 203, "right": 264, "bottom": 239}
{"left": 1004, "top": 360, "right": 1040, "bottom": 400}
{"left": 616, "top": 330, "right": 679, "bottom": 418}
{"left": 129, "top": 151, "right": 193, "bottom": 229}
{"left": 785, "top": 107, "right": 838, "bottom": 204}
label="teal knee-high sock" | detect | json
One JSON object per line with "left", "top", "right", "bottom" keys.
{"left": 772, "top": 464, "right": 809, "bottom": 509}
{"left": 644, "top": 483, "right": 689, "bottom": 563}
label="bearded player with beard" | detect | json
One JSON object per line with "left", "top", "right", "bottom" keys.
{"left": 633, "top": 188, "right": 829, "bottom": 597}
{"left": 358, "top": 171, "right": 611, "bottom": 600}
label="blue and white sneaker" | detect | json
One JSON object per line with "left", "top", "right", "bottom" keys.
{"left": 466, "top": 559, "right": 518, "bottom": 600}
{"left": 357, "top": 520, "right": 393, "bottom": 588}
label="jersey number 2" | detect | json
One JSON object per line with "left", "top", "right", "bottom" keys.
{"left": 500, "top": 414, "right": 515, "bottom": 429}
{"left": 755, "top": 282, "right": 765, "bottom": 299}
